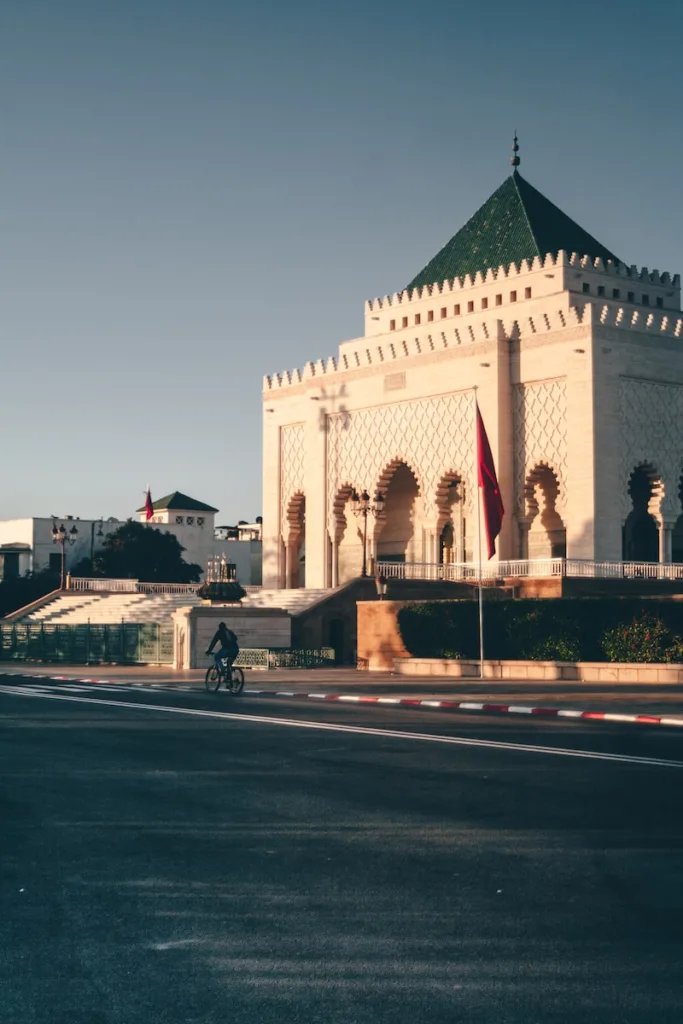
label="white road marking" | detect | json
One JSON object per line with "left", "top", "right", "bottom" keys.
{"left": 0, "top": 684, "right": 682, "bottom": 770}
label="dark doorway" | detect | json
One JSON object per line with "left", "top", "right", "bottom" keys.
{"left": 623, "top": 466, "right": 659, "bottom": 562}
{"left": 1, "top": 552, "right": 19, "bottom": 579}
{"left": 328, "top": 618, "right": 345, "bottom": 664}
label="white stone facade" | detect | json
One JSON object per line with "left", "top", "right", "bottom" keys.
{"left": 0, "top": 516, "right": 119, "bottom": 580}
{"left": 262, "top": 251, "right": 683, "bottom": 588}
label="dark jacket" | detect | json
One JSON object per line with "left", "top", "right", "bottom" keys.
{"left": 207, "top": 624, "right": 239, "bottom": 654}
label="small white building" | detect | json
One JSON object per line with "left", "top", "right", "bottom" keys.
{"left": 0, "top": 516, "right": 121, "bottom": 580}
{"left": 0, "top": 493, "right": 262, "bottom": 585}
{"left": 136, "top": 491, "right": 262, "bottom": 584}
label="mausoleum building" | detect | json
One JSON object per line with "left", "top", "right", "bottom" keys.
{"left": 262, "top": 146, "right": 683, "bottom": 589}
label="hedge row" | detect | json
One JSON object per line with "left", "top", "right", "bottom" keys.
{"left": 397, "top": 599, "right": 683, "bottom": 663}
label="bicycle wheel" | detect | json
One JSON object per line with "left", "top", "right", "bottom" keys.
{"left": 204, "top": 666, "right": 222, "bottom": 693}
{"left": 227, "top": 666, "right": 245, "bottom": 695}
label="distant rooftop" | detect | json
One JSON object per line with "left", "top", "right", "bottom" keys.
{"left": 137, "top": 491, "right": 219, "bottom": 514}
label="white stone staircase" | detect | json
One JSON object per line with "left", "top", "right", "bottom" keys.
{"left": 240, "top": 588, "right": 332, "bottom": 613}
{"left": 8, "top": 586, "right": 335, "bottom": 625}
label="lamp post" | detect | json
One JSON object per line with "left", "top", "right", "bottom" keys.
{"left": 350, "top": 489, "right": 385, "bottom": 577}
{"left": 52, "top": 522, "right": 78, "bottom": 589}
{"left": 90, "top": 519, "right": 104, "bottom": 565}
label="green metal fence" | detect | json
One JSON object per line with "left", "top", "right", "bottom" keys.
{"left": 0, "top": 626, "right": 335, "bottom": 668}
{"left": 233, "top": 649, "right": 335, "bottom": 669}
{"left": 268, "top": 648, "right": 335, "bottom": 668}
{"left": 0, "top": 623, "right": 174, "bottom": 665}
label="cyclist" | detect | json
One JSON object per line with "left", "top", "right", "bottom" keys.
{"left": 206, "top": 622, "right": 240, "bottom": 679}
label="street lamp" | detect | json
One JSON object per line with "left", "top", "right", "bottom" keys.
{"left": 52, "top": 522, "right": 78, "bottom": 589}
{"left": 90, "top": 519, "right": 104, "bottom": 564}
{"left": 350, "top": 489, "right": 385, "bottom": 577}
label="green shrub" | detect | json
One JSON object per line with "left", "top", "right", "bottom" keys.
{"left": 397, "top": 598, "right": 683, "bottom": 663}
{"left": 397, "top": 601, "right": 479, "bottom": 659}
{"left": 601, "top": 615, "right": 673, "bottom": 663}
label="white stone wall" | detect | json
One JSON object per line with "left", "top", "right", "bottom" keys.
{"left": 172, "top": 606, "right": 291, "bottom": 669}
{"left": 0, "top": 517, "right": 120, "bottom": 577}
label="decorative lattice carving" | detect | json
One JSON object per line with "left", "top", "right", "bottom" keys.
{"left": 514, "top": 380, "right": 567, "bottom": 513}
{"left": 619, "top": 379, "right": 683, "bottom": 519}
{"left": 280, "top": 424, "right": 305, "bottom": 533}
{"left": 326, "top": 393, "right": 475, "bottom": 530}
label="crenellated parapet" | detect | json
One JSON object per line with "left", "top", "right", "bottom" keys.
{"left": 592, "top": 303, "right": 683, "bottom": 336}
{"left": 365, "top": 251, "right": 679, "bottom": 312}
{"left": 366, "top": 251, "right": 567, "bottom": 311}
{"left": 263, "top": 318, "right": 504, "bottom": 391}
{"left": 263, "top": 298, "right": 683, "bottom": 393}
{"left": 566, "top": 252, "right": 678, "bottom": 287}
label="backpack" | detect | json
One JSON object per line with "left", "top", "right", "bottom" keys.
{"left": 223, "top": 627, "right": 239, "bottom": 651}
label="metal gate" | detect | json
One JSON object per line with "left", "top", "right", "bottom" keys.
{"left": 0, "top": 623, "right": 175, "bottom": 664}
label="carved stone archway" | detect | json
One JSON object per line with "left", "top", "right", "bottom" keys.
{"left": 672, "top": 473, "right": 683, "bottom": 563}
{"left": 623, "top": 464, "right": 663, "bottom": 563}
{"left": 285, "top": 491, "right": 306, "bottom": 588}
{"left": 435, "top": 470, "right": 471, "bottom": 564}
{"left": 330, "top": 483, "right": 363, "bottom": 586}
{"left": 373, "top": 460, "right": 421, "bottom": 565}
{"left": 523, "top": 463, "right": 566, "bottom": 559}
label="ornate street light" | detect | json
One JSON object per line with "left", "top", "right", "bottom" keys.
{"left": 52, "top": 521, "right": 78, "bottom": 589}
{"left": 350, "top": 489, "right": 385, "bottom": 578}
{"left": 90, "top": 519, "right": 104, "bottom": 564}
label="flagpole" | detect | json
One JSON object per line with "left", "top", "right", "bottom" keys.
{"left": 474, "top": 388, "right": 485, "bottom": 680}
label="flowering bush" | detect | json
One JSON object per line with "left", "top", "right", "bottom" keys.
{"left": 602, "top": 615, "right": 680, "bottom": 663}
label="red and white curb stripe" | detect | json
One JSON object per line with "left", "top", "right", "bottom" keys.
{"left": 2, "top": 672, "right": 683, "bottom": 729}
{"left": 243, "top": 689, "right": 683, "bottom": 729}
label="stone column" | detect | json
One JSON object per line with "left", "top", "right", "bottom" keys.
{"left": 261, "top": 406, "right": 284, "bottom": 588}
{"left": 516, "top": 515, "right": 533, "bottom": 560}
{"left": 284, "top": 539, "right": 295, "bottom": 590}
{"left": 565, "top": 319, "right": 598, "bottom": 559}
{"left": 659, "top": 519, "right": 675, "bottom": 565}
{"left": 330, "top": 531, "right": 339, "bottom": 588}
{"left": 303, "top": 395, "right": 328, "bottom": 589}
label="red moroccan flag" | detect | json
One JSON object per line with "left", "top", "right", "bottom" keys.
{"left": 144, "top": 487, "right": 154, "bottom": 521}
{"left": 476, "top": 404, "right": 504, "bottom": 559}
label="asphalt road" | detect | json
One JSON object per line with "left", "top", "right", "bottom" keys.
{"left": 1, "top": 676, "right": 683, "bottom": 1024}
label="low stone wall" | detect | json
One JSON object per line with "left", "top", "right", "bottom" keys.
{"left": 172, "top": 605, "right": 291, "bottom": 670}
{"left": 394, "top": 657, "right": 683, "bottom": 684}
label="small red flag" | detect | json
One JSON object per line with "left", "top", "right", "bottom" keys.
{"left": 144, "top": 487, "right": 154, "bottom": 521}
{"left": 476, "top": 404, "right": 504, "bottom": 559}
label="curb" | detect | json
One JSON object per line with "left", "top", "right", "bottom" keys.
{"left": 244, "top": 689, "right": 683, "bottom": 729}
{"left": 2, "top": 672, "right": 683, "bottom": 729}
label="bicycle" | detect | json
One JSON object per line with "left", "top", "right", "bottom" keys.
{"left": 204, "top": 656, "right": 245, "bottom": 695}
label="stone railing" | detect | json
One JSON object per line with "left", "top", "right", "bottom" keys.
{"left": 67, "top": 578, "right": 200, "bottom": 595}
{"left": 375, "top": 559, "right": 683, "bottom": 582}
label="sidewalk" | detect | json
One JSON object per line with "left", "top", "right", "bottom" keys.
{"left": 2, "top": 663, "right": 683, "bottom": 726}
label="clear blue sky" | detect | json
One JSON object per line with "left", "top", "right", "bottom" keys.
{"left": 1, "top": 0, "right": 681, "bottom": 524}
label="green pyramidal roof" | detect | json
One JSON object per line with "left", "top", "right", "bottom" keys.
{"left": 136, "top": 491, "right": 219, "bottom": 514}
{"left": 406, "top": 171, "right": 622, "bottom": 292}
